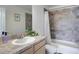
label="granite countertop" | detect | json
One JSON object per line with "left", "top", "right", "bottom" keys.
{"left": 0, "top": 36, "right": 46, "bottom": 54}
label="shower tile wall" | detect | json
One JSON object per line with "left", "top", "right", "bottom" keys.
{"left": 52, "top": 8, "right": 79, "bottom": 43}
{"left": 49, "top": 13, "right": 55, "bottom": 39}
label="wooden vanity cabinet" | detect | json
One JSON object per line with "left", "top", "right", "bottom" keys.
{"left": 21, "top": 39, "right": 45, "bottom": 54}
{"left": 34, "top": 40, "right": 45, "bottom": 54}
{"left": 21, "top": 47, "right": 33, "bottom": 54}
{"left": 34, "top": 46, "right": 45, "bottom": 54}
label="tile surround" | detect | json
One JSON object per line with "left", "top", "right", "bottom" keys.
{"left": 50, "top": 7, "right": 79, "bottom": 43}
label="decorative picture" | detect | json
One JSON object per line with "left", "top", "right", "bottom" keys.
{"left": 15, "top": 13, "right": 21, "bottom": 21}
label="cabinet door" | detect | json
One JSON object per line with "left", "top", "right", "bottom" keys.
{"left": 35, "top": 46, "right": 45, "bottom": 54}
{"left": 21, "top": 47, "right": 33, "bottom": 54}
{"left": 34, "top": 40, "right": 45, "bottom": 52}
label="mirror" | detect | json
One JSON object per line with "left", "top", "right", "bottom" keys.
{"left": 0, "top": 5, "right": 32, "bottom": 36}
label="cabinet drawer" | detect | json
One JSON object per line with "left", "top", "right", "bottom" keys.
{"left": 35, "top": 46, "right": 45, "bottom": 54}
{"left": 22, "top": 47, "right": 33, "bottom": 54}
{"left": 34, "top": 40, "right": 45, "bottom": 52}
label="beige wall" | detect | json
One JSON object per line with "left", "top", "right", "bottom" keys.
{"left": 0, "top": 6, "right": 31, "bottom": 35}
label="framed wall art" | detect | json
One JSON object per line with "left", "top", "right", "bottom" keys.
{"left": 15, "top": 13, "right": 21, "bottom": 21}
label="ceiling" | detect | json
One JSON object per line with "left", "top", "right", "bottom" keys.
{"left": 16, "top": 5, "right": 57, "bottom": 11}
{"left": 0, "top": 5, "right": 32, "bottom": 12}
{"left": 16, "top": 5, "right": 32, "bottom": 12}
{"left": 0, "top": 5, "right": 58, "bottom": 12}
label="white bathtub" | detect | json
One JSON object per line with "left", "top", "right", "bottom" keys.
{"left": 45, "top": 39, "right": 79, "bottom": 54}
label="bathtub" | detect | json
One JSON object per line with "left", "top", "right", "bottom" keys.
{"left": 45, "top": 39, "right": 79, "bottom": 54}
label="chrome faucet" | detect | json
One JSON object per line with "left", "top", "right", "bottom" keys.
{"left": 21, "top": 33, "right": 24, "bottom": 38}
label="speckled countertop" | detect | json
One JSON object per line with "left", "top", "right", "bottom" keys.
{"left": 0, "top": 36, "right": 46, "bottom": 54}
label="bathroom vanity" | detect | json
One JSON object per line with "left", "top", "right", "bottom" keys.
{"left": 20, "top": 39, "right": 45, "bottom": 54}
{"left": 0, "top": 36, "right": 46, "bottom": 54}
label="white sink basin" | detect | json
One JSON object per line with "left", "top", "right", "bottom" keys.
{"left": 12, "top": 37, "right": 35, "bottom": 45}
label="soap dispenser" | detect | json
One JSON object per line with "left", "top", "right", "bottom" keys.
{"left": 2, "top": 32, "right": 9, "bottom": 43}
